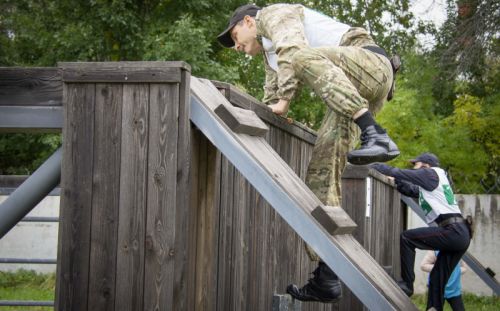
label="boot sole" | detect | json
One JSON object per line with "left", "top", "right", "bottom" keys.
{"left": 288, "top": 295, "right": 341, "bottom": 304}
{"left": 286, "top": 285, "right": 342, "bottom": 303}
{"left": 347, "top": 151, "right": 400, "bottom": 165}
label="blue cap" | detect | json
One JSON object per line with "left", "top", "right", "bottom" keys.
{"left": 410, "top": 152, "right": 440, "bottom": 167}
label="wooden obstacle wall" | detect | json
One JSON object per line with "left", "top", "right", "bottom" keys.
{"left": 0, "top": 63, "right": 405, "bottom": 310}
{"left": 190, "top": 81, "right": 406, "bottom": 311}
{"left": 56, "top": 62, "right": 192, "bottom": 311}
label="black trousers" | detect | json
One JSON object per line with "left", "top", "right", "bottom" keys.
{"left": 446, "top": 295, "right": 465, "bottom": 311}
{"left": 400, "top": 222, "right": 470, "bottom": 311}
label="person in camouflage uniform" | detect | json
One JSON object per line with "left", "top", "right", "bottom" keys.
{"left": 218, "top": 3, "right": 399, "bottom": 303}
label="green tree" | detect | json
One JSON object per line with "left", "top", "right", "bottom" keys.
{"left": 378, "top": 51, "right": 499, "bottom": 193}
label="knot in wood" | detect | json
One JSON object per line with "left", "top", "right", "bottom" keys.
{"left": 145, "top": 235, "right": 153, "bottom": 250}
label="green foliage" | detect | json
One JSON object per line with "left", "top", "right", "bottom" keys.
{"left": 0, "top": 269, "right": 55, "bottom": 289}
{"left": 0, "top": 0, "right": 497, "bottom": 193}
{"left": 0, "top": 134, "right": 61, "bottom": 175}
{"left": 0, "top": 270, "right": 55, "bottom": 311}
{"left": 411, "top": 293, "right": 500, "bottom": 311}
{"left": 378, "top": 51, "right": 499, "bottom": 193}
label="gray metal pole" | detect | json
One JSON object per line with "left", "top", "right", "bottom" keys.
{"left": 0, "top": 147, "right": 61, "bottom": 239}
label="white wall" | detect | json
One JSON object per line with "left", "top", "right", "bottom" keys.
{"left": 411, "top": 194, "right": 499, "bottom": 296}
{"left": 0, "top": 195, "right": 59, "bottom": 273}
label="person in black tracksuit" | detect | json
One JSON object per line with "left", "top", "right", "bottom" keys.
{"left": 371, "top": 152, "right": 471, "bottom": 311}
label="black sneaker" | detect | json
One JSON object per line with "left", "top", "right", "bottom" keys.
{"left": 286, "top": 262, "right": 342, "bottom": 303}
{"left": 347, "top": 125, "right": 399, "bottom": 165}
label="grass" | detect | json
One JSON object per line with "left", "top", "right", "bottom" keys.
{"left": 0, "top": 270, "right": 55, "bottom": 311}
{"left": 411, "top": 293, "right": 500, "bottom": 311}
{"left": 0, "top": 270, "right": 499, "bottom": 310}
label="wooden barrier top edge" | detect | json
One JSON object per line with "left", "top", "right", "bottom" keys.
{"left": 211, "top": 80, "right": 318, "bottom": 145}
{"left": 59, "top": 61, "right": 190, "bottom": 83}
{"left": 57, "top": 61, "right": 191, "bottom": 71}
{"left": 342, "top": 164, "right": 396, "bottom": 187}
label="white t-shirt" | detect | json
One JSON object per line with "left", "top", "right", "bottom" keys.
{"left": 262, "top": 6, "right": 350, "bottom": 71}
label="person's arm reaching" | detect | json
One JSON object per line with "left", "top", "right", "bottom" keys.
{"left": 262, "top": 61, "right": 280, "bottom": 105}
{"left": 257, "top": 4, "right": 306, "bottom": 103}
{"left": 371, "top": 163, "right": 439, "bottom": 191}
{"left": 395, "top": 179, "right": 419, "bottom": 198}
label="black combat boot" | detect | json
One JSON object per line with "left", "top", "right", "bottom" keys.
{"left": 286, "top": 262, "right": 342, "bottom": 303}
{"left": 347, "top": 125, "right": 400, "bottom": 165}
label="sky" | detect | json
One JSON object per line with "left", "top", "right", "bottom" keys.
{"left": 411, "top": 0, "right": 447, "bottom": 27}
{"left": 410, "top": 0, "right": 448, "bottom": 48}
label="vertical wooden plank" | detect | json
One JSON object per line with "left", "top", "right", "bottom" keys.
{"left": 87, "top": 83, "right": 122, "bottom": 311}
{"left": 144, "top": 83, "right": 179, "bottom": 310}
{"left": 187, "top": 129, "right": 201, "bottom": 311}
{"left": 56, "top": 83, "right": 95, "bottom": 311}
{"left": 392, "top": 187, "right": 402, "bottom": 279}
{"left": 173, "top": 69, "right": 191, "bottom": 310}
{"left": 114, "top": 84, "right": 149, "bottom": 311}
{"left": 340, "top": 176, "right": 367, "bottom": 311}
{"left": 246, "top": 184, "right": 258, "bottom": 310}
{"left": 194, "top": 138, "right": 220, "bottom": 311}
{"left": 217, "top": 156, "right": 235, "bottom": 311}
{"left": 231, "top": 170, "right": 245, "bottom": 310}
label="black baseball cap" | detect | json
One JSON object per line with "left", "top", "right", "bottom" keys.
{"left": 217, "top": 4, "right": 261, "bottom": 48}
{"left": 410, "top": 152, "right": 440, "bottom": 167}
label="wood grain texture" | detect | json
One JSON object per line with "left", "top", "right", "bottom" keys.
{"left": 312, "top": 205, "right": 357, "bottom": 235}
{"left": 214, "top": 103, "right": 269, "bottom": 137}
{"left": 56, "top": 83, "right": 95, "bottom": 311}
{"left": 193, "top": 138, "right": 220, "bottom": 311}
{"left": 191, "top": 77, "right": 417, "bottom": 311}
{"left": 143, "top": 83, "right": 179, "bottom": 311}
{"left": 173, "top": 69, "right": 192, "bottom": 311}
{"left": 87, "top": 83, "right": 122, "bottom": 311}
{"left": 115, "top": 84, "right": 149, "bottom": 311}
{"left": 0, "top": 67, "right": 62, "bottom": 106}
{"left": 59, "top": 61, "right": 189, "bottom": 83}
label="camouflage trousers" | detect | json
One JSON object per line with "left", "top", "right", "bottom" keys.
{"left": 291, "top": 28, "right": 393, "bottom": 261}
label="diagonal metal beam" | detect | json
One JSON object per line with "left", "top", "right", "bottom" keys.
{"left": 401, "top": 195, "right": 500, "bottom": 295}
{"left": 0, "top": 147, "right": 62, "bottom": 238}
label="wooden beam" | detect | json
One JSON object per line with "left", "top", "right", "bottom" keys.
{"left": 311, "top": 205, "right": 357, "bottom": 235}
{"left": 211, "top": 80, "right": 317, "bottom": 145}
{"left": 214, "top": 104, "right": 268, "bottom": 137}
{"left": 0, "top": 67, "right": 62, "bottom": 107}
{"left": 59, "top": 61, "right": 190, "bottom": 83}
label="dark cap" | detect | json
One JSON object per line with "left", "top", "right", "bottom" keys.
{"left": 410, "top": 152, "right": 440, "bottom": 167}
{"left": 217, "top": 4, "right": 261, "bottom": 48}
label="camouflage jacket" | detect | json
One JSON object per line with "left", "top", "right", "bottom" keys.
{"left": 256, "top": 4, "right": 307, "bottom": 104}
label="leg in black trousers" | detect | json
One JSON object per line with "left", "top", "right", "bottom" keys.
{"left": 446, "top": 295, "right": 465, "bottom": 311}
{"left": 399, "top": 222, "right": 470, "bottom": 311}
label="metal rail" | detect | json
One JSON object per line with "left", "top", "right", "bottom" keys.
{"left": 0, "top": 182, "right": 59, "bottom": 308}
{"left": 0, "top": 258, "right": 56, "bottom": 264}
{"left": 0, "top": 147, "right": 61, "bottom": 238}
{"left": 20, "top": 216, "right": 59, "bottom": 222}
{"left": 401, "top": 195, "right": 500, "bottom": 295}
{"left": 0, "top": 300, "right": 54, "bottom": 307}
